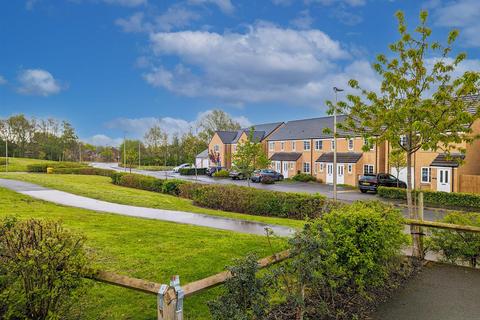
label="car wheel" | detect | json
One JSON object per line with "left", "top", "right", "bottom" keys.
{"left": 360, "top": 189, "right": 367, "bottom": 193}
{"left": 279, "top": 175, "right": 284, "bottom": 181}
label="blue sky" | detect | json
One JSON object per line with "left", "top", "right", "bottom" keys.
{"left": 1, "top": 0, "right": 479, "bottom": 146}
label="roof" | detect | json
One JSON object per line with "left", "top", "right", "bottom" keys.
{"left": 196, "top": 149, "right": 209, "bottom": 158}
{"left": 463, "top": 94, "right": 480, "bottom": 114}
{"left": 231, "top": 122, "right": 284, "bottom": 143}
{"left": 269, "top": 152, "right": 303, "bottom": 161}
{"left": 316, "top": 152, "right": 363, "bottom": 163}
{"left": 430, "top": 153, "right": 465, "bottom": 168}
{"left": 216, "top": 131, "right": 239, "bottom": 144}
{"left": 268, "top": 115, "right": 352, "bottom": 141}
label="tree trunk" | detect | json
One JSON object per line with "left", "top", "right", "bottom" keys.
{"left": 407, "top": 152, "right": 421, "bottom": 259}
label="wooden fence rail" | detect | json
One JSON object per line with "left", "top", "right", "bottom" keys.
{"left": 87, "top": 219, "right": 479, "bottom": 320}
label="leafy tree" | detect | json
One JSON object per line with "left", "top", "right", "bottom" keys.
{"left": 197, "top": 110, "right": 241, "bottom": 143}
{"left": 327, "top": 10, "right": 480, "bottom": 257}
{"left": 389, "top": 148, "right": 407, "bottom": 187}
{"left": 232, "top": 130, "right": 270, "bottom": 186}
{"left": 181, "top": 132, "right": 208, "bottom": 176}
{"left": 144, "top": 124, "right": 168, "bottom": 165}
{"left": 60, "top": 121, "right": 78, "bottom": 161}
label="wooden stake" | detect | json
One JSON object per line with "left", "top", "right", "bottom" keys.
{"left": 417, "top": 192, "right": 424, "bottom": 259}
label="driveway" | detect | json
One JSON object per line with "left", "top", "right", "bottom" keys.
{"left": 91, "top": 162, "right": 447, "bottom": 221}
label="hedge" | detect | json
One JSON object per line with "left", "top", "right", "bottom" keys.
{"left": 179, "top": 168, "right": 207, "bottom": 175}
{"left": 187, "top": 184, "right": 336, "bottom": 219}
{"left": 111, "top": 173, "right": 187, "bottom": 196}
{"left": 51, "top": 167, "right": 115, "bottom": 177}
{"left": 213, "top": 170, "right": 230, "bottom": 178}
{"left": 291, "top": 173, "right": 317, "bottom": 182}
{"left": 378, "top": 186, "right": 480, "bottom": 209}
{"left": 26, "top": 162, "right": 87, "bottom": 173}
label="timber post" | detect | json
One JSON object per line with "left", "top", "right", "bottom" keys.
{"left": 417, "top": 192, "right": 425, "bottom": 259}
{"left": 157, "top": 276, "right": 184, "bottom": 320}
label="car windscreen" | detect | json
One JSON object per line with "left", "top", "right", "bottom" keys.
{"left": 360, "top": 175, "right": 377, "bottom": 181}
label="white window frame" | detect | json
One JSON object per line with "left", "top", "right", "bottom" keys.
{"left": 348, "top": 138, "right": 354, "bottom": 150}
{"left": 421, "top": 167, "right": 431, "bottom": 183}
{"left": 400, "top": 135, "right": 407, "bottom": 147}
{"left": 315, "top": 140, "right": 323, "bottom": 150}
{"left": 214, "top": 144, "right": 220, "bottom": 152}
{"left": 303, "top": 162, "right": 310, "bottom": 173}
{"left": 291, "top": 141, "right": 296, "bottom": 151}
{"left": 280, "top": 141, "right": 285, "bottom": 151}
{"left": 363, "top": 164, "right": 374, "bottom": 174}
{"left": 269, "top": 141, "right": 275, "bottom": 151}
{"left": 331, "top": 139, "right": 335, "bottom": 150}
{"left": 303, "top": 140, "right": 311, "bottom": 151}
{"left": 320, "top": 163, "right": 324, "bottom": 172}
{"left": 314, "top": 163, "right": 318, "bottom": 174}
{"left": 348, "top": 164, "right": 353, "bottom": 173}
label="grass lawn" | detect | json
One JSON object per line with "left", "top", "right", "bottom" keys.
{"left": 0, "top": 173, "right": 305, "bottom": 229}
{"left": 0, "top": 157, "right": 54, "bottom": 172}
{"left": 0, "top": 187, "right": 287, "bottom": 319}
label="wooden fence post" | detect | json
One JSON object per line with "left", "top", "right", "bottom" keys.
{"left": 158, "top": 285, "right": 177, "bottom": 320}
{"left": 416, "top": 192, "right": 425, "bottom": 260}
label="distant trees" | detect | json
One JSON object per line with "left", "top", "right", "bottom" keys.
{"left": 198, "top": 110, "right": 241, "bottom": 143}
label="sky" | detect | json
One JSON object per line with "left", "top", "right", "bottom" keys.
{"left": 0, "top": 0, "right": 479, "bottom": 146}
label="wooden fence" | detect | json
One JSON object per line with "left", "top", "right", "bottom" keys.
{"left": 459, "top": 174, "right": 480, "bottom": 194}
{"left": 86, "top": 218, "right": 480, "bottom": 320}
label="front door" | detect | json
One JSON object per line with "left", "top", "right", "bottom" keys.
{"left": 337, "top": 164, "right": 345, "bottom": 184}
{"left": 326, "top": 163, "right": 334, "bottom": 183}
{"left": 283, "top": 162, "right": 289, "bottom": 178}
{"left": 437, "top": 168, "right": 451, "bottom": 192}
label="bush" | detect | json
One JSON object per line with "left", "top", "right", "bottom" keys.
{"left": 191, "top": 184, "right": 335, "bottom": 219}
{"left": 51, "top": 167, "right": 116, "bottom": 177}
{"left": 0, "top": 158, "right": 7, "bottom": 166}
{"left": 179, "top": 167, "right": 207, "bottom": 175}
{"left": 0, "top": 217, "right": 89, "bottom": 319}
{"left": 161, "top": 179, "right": 188, "bottom": 196}
{"left": 260, "top": 176, "right": 275, "bottom": 184}
{"left": 112, "top": 173, "right": 163, "bottom": 193}
{"left": 428, "top": 212, "right": 480, "bottom": 267}
{"left": 213, "top": 169, "right": 230, "bottom": 178}
{"left": 291, "top": 173, "right": 316, "bottom": 182}
{"left": 178, "top": 182, "right": 204, "bottom": 199}
{"left": 111, "top": 172, "right": 126, "bottom": 185}
{"left": 378, "top": 186, "right": 480, "bottom": 209}
{"left": 26, "top": 161, "right": 87, "bottom": 173}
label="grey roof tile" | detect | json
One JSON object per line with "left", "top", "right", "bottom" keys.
{"left": 430, "top": 153, "right": 465, "bottom": 167}
{"left": 316, "top": 152, "right": 363, "bottom": 163}
{"left": 270, "top": 152, "right": 303, "bottom": 161}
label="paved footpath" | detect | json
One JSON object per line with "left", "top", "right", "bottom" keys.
{"left": 0, "top": 178, "right": 295, "bottom": 237}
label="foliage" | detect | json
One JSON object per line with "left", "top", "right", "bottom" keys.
{"left": 181, "top": 132, "right": 208, "bottom": 165}
{"left": 51, "top": 167, "right": 115, "bottom": 177}
{"left": 232, "top": 129, "right": 271, "bottom": 185}
{"left": 144, "top": 123, "right": 169, "bottom": 166}
{"left": 208, "top": 254, "right": 272, "bottom": 320}
{"left": 197, "top": 110, "right": 241, "bottom": 143}
{"left": 213, "top": 169, "right": 230, "bottom": 177}
{"left": 179, "top": 167, "right": 207, "bottom": 175}
{"left": 0, "top": 217, "right": 89, "bottom": 320}
{"left": 378, "top": 186, "right": 480, "bottom": 209}
{"left": 111, "top": 173, "right": 163, "bottom": 192}
{"left": 161, "top": 179, "right": 188, "bottom": 196}
{"left": 291, "top": 173, "right": 317, "bottom": 182}
{"left": 389, "top": 148, "right": 407, "bottom": 187}
{"left": 326, "top": 10, "right": 480, "bottom": 222}
{"left": 26, "top": 161, "right": 87, "bottom": 173}
{"left": 428, "top": 212, "right": 480, "bottom": 267}
{"left": 191, "top": 184, "right": 335, "bottom": 219}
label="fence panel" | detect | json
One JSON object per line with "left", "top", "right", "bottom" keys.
{"left": 459, "top": 175, "right": 480, "bottom": 194}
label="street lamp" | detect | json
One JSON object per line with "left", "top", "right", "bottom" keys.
{"left": 4, "top": 124, "right": 9, "bottom": 173}
{"left": 123, "top": 131, "right": 127, "bottom": 172}
{"left": 333, "top": 86, "right": 344, "bottom": 201}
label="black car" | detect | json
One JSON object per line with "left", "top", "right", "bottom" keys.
{"left": 229, "top": 170, "right": 246, "bottom": 180}
{"left": 358, "top": 173, "right": 407, "bottom": 193}
{"left": 206, "top": 166, "right": 224, "bottom": 176}
{"left": 250, "top": 169, "right": 284, "bottom": 183}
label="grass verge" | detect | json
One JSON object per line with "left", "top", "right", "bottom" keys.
{"left": 0, "top": 157, "right": 54, "bottom": 172}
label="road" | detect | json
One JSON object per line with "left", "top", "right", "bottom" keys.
{"left": 91, "top": 163, "right": 448, "bottom": 221}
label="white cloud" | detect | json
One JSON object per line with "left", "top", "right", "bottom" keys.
{"left": 271, "top": 0, "right": 293, "bottom": 6}
{"left": 83, "top": 134, "right": 124, "bottom": 147}
{"left": 115, "top": 12, "right": 147, "bottom": 33}
{"left": 143, "top": 24, "right": 375, "bottom": 107}
{"left": 0, "top": 75, "right": 7, "bottom": 85}
{"left": 290, "top": 10, "right": 314, "bottom": 29}
{"left": 103, "top": 0, "right": 147, "bottom": 7}
{"left": 188, "top": 0, "right": 235, "bottom": 14}
{"left": 431, "top": 0, "right": 480, "bottom": 47}
{"left": 16, "top": 69, "right": 63, "bottom": 97}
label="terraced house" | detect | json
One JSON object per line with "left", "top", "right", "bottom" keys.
{"left": 208, "top": 122, "right": 284, "bottom": 168}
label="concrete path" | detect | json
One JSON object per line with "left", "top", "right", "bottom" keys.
{"left": 0, "top": 179, "right": 295, "bottom": 237}
{"left": 372, "top": 262, "right": 480, "bottom": 320}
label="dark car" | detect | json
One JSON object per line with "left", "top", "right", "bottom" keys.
{"left": 206, "top": 166, "right": 224, "bottom": 176}
{"left": 358, "top": 173, "right": 407, "bottom": 193}
{"left": 250, "top": 169, "right": 284, "bottom": 183}
{"left": 229, "top": 170, "right": 246, "bottom": 180}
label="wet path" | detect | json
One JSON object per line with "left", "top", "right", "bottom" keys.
{"left": 0, "top": 179, "right": 295, "bottom": 237}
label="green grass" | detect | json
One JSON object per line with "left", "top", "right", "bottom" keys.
{"left": 0, "top": 157, "right": 54, "bottom": 172}
{"left": 0, "top": 173, "right": 305, "bottom": 229}
{"left": 0, "top": 187, "right": 287, "bottom": 319}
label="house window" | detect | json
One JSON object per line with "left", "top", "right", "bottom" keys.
{"left": 214, "top": 144, "right": 220, "bottom": 152}
{"left": 315, "top": 140, "right": 323, "bottom": 150}
{"left": 400, "top": 135, "right": 407, "bottom": 147}
{"left": 314, "top": 163, "right": 318, "bottom": 174}
{"left": 363, "top": 164, "right": 374, "bottom": 174}
{"left": 303, "top": 162, "right": 310, "bottom": 173}
{"left": 320, "top": 163, "right": 324, "bottom": 172}
{"left": 348, "top": 164, "right": 353, "bottom": 173}
{"left": 421, "top": 167, "right": 431, "bottom": 183}
{"left": 280, "top": 141, "right": 285, "bottom": 151}
{"left": 289, "top": 162, "right": 294, "bottom": 169}
{"left": 348, "top": 138, "right": 354, "bottom": 150}
{"left": 292, "top": 141, "right": 296, "bottom": 151}
{"left": 269, "top": 142, "right": 275, "bottom": 151}
{"left": 303, "top": 140, "right": 311, "bottom": 151}
{"left": 331, "top": 139, "right": 335, "bottom": 150}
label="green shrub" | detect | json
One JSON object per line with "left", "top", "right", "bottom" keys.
{"left": 0, "top": 158, "right": 7, "bottom": 166}
{"left": 291, "top": 173, "right": 316, "bottom": 182}
{"left": 178, "top": 182, "right": 203, "bottom": 199}
{"left": 111, "top": 172, "right": 126, "bottom": 185}
{"left": 113, "top": 173, "right": 163, "bottom": 193}
{"left": 191, "top": 184, "right": 335, "bottom": 219}
{"left": 213, "top": 169, "right": 230, "bottom": 178}
{"left": 428, "top": 212, "right": 480, "bottom": 267}
{"left": 0, "top": 217, "right": 89, "bottom": 320}
{"left": 179, "top": 167, "right": 207, "bottom": 175}
{"left": 51, "top": 167, "right": 115, "bottom": 177}
{"left": 26, "top": 161, "right": 87, "bottom": 173}
{"left": 161, "top": 179, "right": 187, "bottom": 196}
{"left": 378, "top": 187, "right": 480, "bottom": 209}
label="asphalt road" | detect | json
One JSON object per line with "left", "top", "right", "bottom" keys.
{"left": 90, "top": 163, "right": 448, "bottom": 221}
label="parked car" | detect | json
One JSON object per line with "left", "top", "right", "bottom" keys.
{"left": 173, "top": 163, "right": 191, "bottom": 173}
{"left": 250, "top": 169, "right": 284, "bottom": 183}
{"left": 229, "top": 170, "right": 246, "bottom": 180}
{"left": 206, "top": 166, "right": 225, "bottom": 176}
{"left": 358, "top": 173, "right": 407, "bottom": 193}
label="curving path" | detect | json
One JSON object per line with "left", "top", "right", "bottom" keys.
{"left": 0, "top": 178, "right": 295, "bottom": 237}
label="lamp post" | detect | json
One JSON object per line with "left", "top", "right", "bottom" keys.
{"left": 333, "top": 87, "right": 344, "bottom": 201}
{"left": 123, "top": 132, "right": 127, "bottom": 172}
{"left": 4, "top": 125, "right": 8, "bottom": 173}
